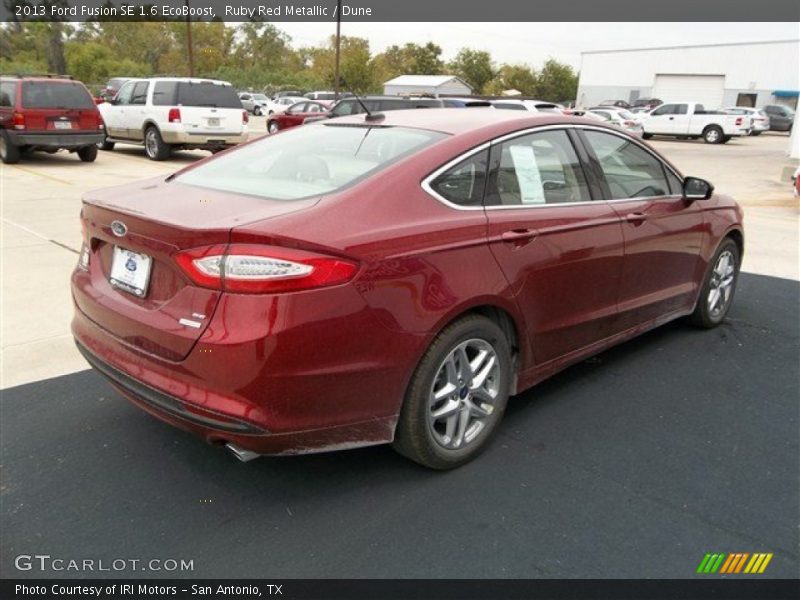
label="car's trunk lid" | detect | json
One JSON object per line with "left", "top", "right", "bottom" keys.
{"left": 20, "top": 80, "right": 99, "bottom": 132}
{"left": 74, "top": 177, "right": 318, "bottom": 361}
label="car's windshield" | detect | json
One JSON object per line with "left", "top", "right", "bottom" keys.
{"left": 175, "top": 124, "right": 448, "bottom": 200}
{"left": 617, "top": 110, "right": 635, "bottom": 119}
{"left": 252, "top": 94, "right": 268, "bottom": 101}
{"left": 21, "top": 81, "right": 94, "bottom": 109}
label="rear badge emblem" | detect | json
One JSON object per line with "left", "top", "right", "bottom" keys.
{"left": 125, "top": 258, "right": 137, "bottom": 272}
{"left": 111, "top": 221, "right": 127, "bottom": 237}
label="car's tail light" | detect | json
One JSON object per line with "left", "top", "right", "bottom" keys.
{"left": 168, "top": 108, "right": 181, "bottom": 123}
{"left": 623, "top": 120, "right": 636, "bottom": 126}
{"left": 175, "top": 244, "right": 358, "bottom": 294}
{"left": 735, "top": 117, "right": 743, "bottom": 126}
{"left": 242, "top": 110, "right": 249, "bottom": 124}
{"left": 12, "top": 112, "right": 25, "bottom": 130}
{"left": 96, "top": 112, "right": 105, "bottom": 130}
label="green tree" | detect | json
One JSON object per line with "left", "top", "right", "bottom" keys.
{"left": 485, "top": 64, "right": 537, "bottom": 96}
{"left": 533, "top": 58, "right": 578, "bottom": 103}
{"left": 308, "top": 36, "right": 381, "bottom": 93}
{"left": 448, "top": 48, "right": 494, "bottom": 94}
{"left": 375, "top": 42, "right": 444, "bottom": 79}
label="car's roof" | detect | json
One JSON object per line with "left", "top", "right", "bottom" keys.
{"left": 324, "top": 108, "right": 586, "bottom": 136}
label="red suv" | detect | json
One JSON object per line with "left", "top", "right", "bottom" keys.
{"left": 0, "top": 75, "right": 105, "bottom": 164}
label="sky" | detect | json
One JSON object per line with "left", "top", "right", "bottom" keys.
{"left": 271, "top": 22, "right": 800, "bottom": 69}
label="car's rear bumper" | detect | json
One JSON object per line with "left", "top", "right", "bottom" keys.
{"left": 8, "top": 131, "right": 104, "bottom": 148}
{"left": 70, "top": 281, "right": 422, "bottom": 456}
{"left": 160, "top": 129, "right": 248, "bottom": 146}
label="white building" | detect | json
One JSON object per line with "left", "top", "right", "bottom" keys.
{"left": 383, "top": 75, "right": 472, "bottom": 96}
{"left": 576, "top": 39, "right": 799, "bottom": 110}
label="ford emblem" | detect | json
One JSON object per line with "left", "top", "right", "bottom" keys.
{"left": 111, "top": 220, "right": 127, "bottom": 237}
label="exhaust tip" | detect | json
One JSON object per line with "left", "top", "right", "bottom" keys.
{"left": 225, "top": 443, "right": 261, "bottom": 462}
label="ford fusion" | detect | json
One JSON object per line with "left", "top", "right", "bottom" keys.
{"left": 71, "top": 109, "right": 743, "bottom": 469}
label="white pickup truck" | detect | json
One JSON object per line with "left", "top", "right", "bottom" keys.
{"left": 640, "top": 102, "right": 750, "bottom": 144}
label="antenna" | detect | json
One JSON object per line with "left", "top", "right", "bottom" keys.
{"left": 340, "top": 77, "right": 384, "bottom": 122}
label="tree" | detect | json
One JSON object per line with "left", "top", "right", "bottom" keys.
{"left": 533, "top": 58, "right": 578, "bottom": 103}
{"left": 448, "top": 48, "right": 494, "bottom": 94}
{"left": 375, "top": 42, "right": 444, "bottom": 79}
{"left": 485, "top": 64, "right": 537, "bottom": 96}
{"left": 307, "top": 36, "right": 381, "bottom": 93}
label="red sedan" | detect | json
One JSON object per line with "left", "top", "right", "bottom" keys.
{"left": 266, "top": 100, "right": 330, "bottom": 134}
{"left": 71, "top": 109, "right": 744, "bottom": 469}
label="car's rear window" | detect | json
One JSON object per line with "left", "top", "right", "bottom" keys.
{"left": 21, "top": 81, "right": 94, "bottom": 109}
{"left": 175, "top": 123, "right": 447, "bottom": 200}
{"left": 176, "top": 82, "right": 240, "bottom": 108}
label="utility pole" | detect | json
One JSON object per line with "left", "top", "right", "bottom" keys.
{"left": 185, "top": 0, "right": 194, "bottom": 77}
{"left": 333, "top": 0, "right": 342, "bottom": 100}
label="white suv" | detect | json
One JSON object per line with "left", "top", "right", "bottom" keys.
{"left": 98, "top": 77, "right": 249, "bottom": 161}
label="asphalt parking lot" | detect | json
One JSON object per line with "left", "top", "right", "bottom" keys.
{"left": 1, "top": 122, "right": 798, "bottom": 579}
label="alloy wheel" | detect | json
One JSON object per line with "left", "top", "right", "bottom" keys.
{"left": 707, "top": 250, "right": 736, "bottom": 318}
{"left": 427, "top": 338, "right": 500, "bottom": 450}
{"left": 145, "top": 130, "right": 157, "bottom": 158}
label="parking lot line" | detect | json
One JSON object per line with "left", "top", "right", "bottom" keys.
{"left": 5, "top": 163, "right": 74, "bottom": 185}
{"left": 1, "top": 217, "right": 79, "bottom": 253}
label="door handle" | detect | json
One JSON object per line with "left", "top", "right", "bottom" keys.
{"left": 501, "top": 228, "right": 537, "bottom": 246}
{"left": 668, "top": 117, "right": 674, "bottom": 120}
{"left": 625, "top": 212, "right": 648, "bottom": 224}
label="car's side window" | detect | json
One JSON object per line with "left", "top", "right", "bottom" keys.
{"left": 651, "top": 104, "right": 673, "bottom": 116}
{"left": 665, "top": 169, "right": 684, "bottom": 195}
{"left": 485, "top": 129, "right": 591, "bottom": 206}
{"left": 152, "top": 82, "right": 177, "bottom": 106}
{"left": 240, "top": 94, "right": 251, "bottom": 100}
{"left": 582, "top": 130, "right": 670, "bottom": 199}
{"left": 674, "top": 104, "right": 689, "bottom": 115}
{"left": 131, "top": 81, "right": 149, "bottom": 105}
{"left": 428, "top": 150, "right": 489, "bottom": 207}
{"left": 332, "top": 100, "right": 355, "bottom": 116}
{"left": 115, "top": 81, "right": 135, "bottom": 105}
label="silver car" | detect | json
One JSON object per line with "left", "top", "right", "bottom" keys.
{"left": 238, "top": 92, "right": 269, "bottom": 116}
{"left": 588, "top": 107, "right": 644, "bottom": 137}
{"left": 723, "top": 107, "right": 770, "bottom": 136}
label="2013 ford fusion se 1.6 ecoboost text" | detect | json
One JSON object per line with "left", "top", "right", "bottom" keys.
{"left": 71, "top": 109, "right": 743, "bottom": 469}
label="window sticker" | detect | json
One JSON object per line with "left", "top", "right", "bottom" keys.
{"left": 509, "top": 144, "right": 545, "bottom": 205}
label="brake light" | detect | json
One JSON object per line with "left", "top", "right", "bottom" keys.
{"left": 168, "top": 108, "right": 181, "bottom": 123}
{"left": 96, "top": 112, "right": 105, "bottom": 130}
{"left": 13, "top": 112, "right": 25, "bottom": 130}
{"left": 623, "top": 120, "right": 636, "bottom": 126}
{"left": 242, "top": 110, "right": 249, "bottom": 125}
{"left": 175, "top": 244, "right": 358, "bottom": 294}
{"left": 735, "top": 117, "right": 743, "bottom": 126}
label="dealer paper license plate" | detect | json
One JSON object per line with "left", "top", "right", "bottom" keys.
{"left": 109, "top": 246, "right": 152, "bottom": 298}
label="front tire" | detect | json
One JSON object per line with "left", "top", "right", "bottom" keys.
{"left": 267, "top": 121, "right": 280, "bottom": 134}
{"left": 144, "top": 126, "right": 171, "bottom": 161}
{"left": 689, "top": 238, "right": 740, "bottom": 329}
{"left": 254, "top": 106, "right": 262, "bottom": 116}
{"left": 0, "top": 131, "right": 20, "bottom": 164}
{"left": 393, "top": 315, "right": 512, "bottom": 470}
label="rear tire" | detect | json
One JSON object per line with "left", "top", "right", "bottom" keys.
{"left": 267, "top": 121, "right": 280, "bottom": 134}
{"left": 77, "top": 145, "right": 98, "bottom": 162}
{"left": 254, "top": 107, "right": 262, "bottom": 116}
{"left": 751, "top": 130, "right": 762, "bottom": 136}
{"left": 689, "top": 238, "right": 740, "bottom": 329}
{"left": 98, "top": 136, "right": 115, "bottom": 151}
{"left": 392, "top": 315, "right": 512, "bottom": 470}
{"left": 0, "top": 131, "right": 20, "bottom": 164}
{"left": 703, "top": 126, "right": 723, "bottom": 144}
{"left": 144, "top": 126, "right": 171, "bottom": 161}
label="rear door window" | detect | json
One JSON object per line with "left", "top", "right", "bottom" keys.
{"left": 428, "top": 150, "right": 489, "bottom": 207}
{"left": 486, "top": 129, "right": 591, "bottom": 206}
{"left": 152, "top": 81, "right": 177, "bottom": 106}
{"left": 21, "top": 81, "right": 94, "bottom": 109}
{"left": 175, "top": 82, "right": 240, "bottom": 108}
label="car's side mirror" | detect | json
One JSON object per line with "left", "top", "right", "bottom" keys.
{"left": 683, "top": 176, "right": 714, "bottom": 200}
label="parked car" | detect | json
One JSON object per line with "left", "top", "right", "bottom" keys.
{"left": 102, "top": 77, "right": 135, "bottom": 101}
{"left": 588, "top": 107, "right": 644, "bottom": 136}
{"left": 640, "top": 102, "right": 750, "bottom": 143}
{"left": 273, "top": 90, "right": 303, "bottom": 98}
{"left": 440, "top": 97, "right": 493, "bottom": 108}
{"left": 71, "top": 109, "right": 744, "bottom": 469}
{"left": 98, "top": 77, "right": 249, "bottom": 161}
{"left": 793, "top": 166, "right": 800, "bottom": 198}
{"left": 239, "top": 92, "right": 269, "bottom": 115}
{"left": 0, "top": 75, "right": 105, "bottom": 164}
{"left": 264, "top": 96, "right": 306, "bottom": 116}
{"left": 491, "top": 99, "right": 561, "bottom": 113}
{"left": 631, "top": 97, "right": 662, "bottom": 110}
{"left": 305, "top": 91, "right": 337, "bottom": 101}
{"left": 305, "top": 96, "right": 446, "bottom": 124}
{"left": 599, "top": 100, "right": 631, "bottom": 109}
{"left": 266, "top": 100, "right": 331, "bottom": 134}
{"left": 722, "top": 107, "right": 770, "bottom": 135}
{"left": 762, "top": 104, "right": 795, "bottom": 132}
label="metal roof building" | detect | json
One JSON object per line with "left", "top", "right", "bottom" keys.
{"left": 576, "top": 39, "right": 799, "bottom": 110}
{"left": 383, "top": 75, "right": 473, "bottom": 96}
